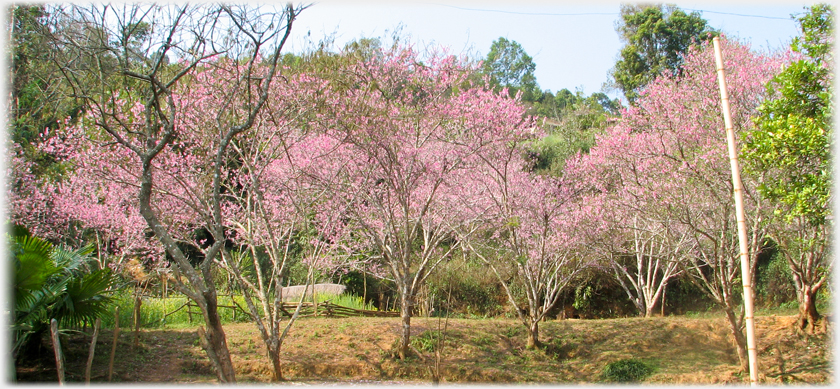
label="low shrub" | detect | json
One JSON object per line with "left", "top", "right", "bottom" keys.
{"left": 600, "top": 358, "right": 654, "bottom": 382}
{"left": 411, "top": 329, "right": 443, "bottom": 352}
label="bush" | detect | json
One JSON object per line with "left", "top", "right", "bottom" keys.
{"left": 411, "top": 330, "right": 443, "bottom": 352}
{"left": 754, "top": 251, "right": 797, "bottom": 308}
{"left": 600, "top": 358, "right": 654, "bottom": 382}
{"left": 426, "top": 258, "right": 506, "bottom": 317}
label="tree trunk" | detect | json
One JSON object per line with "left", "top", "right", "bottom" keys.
{"left": 203, "top": 292, "right": 237, "bottom": 383}
{"left": 526, "top": 320, "right": 540, "bottom": 349}
{"left": 399, "top": 294, "right": 412, "bottom": 360}
{"left": 798, "top": 288, "right": 820, "bottom": 334}
{"left": 723, "top": 308, "right": 749, "bottom": 373}
{"left": 268, "top": 344, "right": 284, "bottom": 381}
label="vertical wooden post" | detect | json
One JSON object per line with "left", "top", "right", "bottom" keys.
{"left": 661, "top": 289, "right": 666, "bottom": 317}
{"left": 162, "top": 275, "right": 167, "bottom": 328}
{"left": 108, "top": 307, "right": 120, "bottom": 382}
{"left": 363, "top": 264, "right": 368, "bottom": 306}
{"left": 85, "top": 318, "right": 101, "bottom": 384}
{"left": 49, "top": 319, "right": 65, "bottom": 385}
{"left": 132, "top": 291, "right": 142, "bottom": 349}
{"left": 311, "top": 275, "right": 318, "bottom": 317}
{"left": 713, "top": 36, "right": 759, "bottom": 386}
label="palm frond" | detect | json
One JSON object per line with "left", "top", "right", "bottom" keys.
{"left": 54, "top": 269, "right": 116, "bottom": 326}
{"left": 13, "top": 235, "right": 58, "bottom": 292}
{"left": 51, "top": 243, "right": 96, "bottom": 274}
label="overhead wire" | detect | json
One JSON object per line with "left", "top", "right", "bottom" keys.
{"left": 427, "top": 3, "right": 797, "bottom": 21}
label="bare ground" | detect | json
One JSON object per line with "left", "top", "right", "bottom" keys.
{"left": 15, "top": 314, "right": 832, "bottom": 384}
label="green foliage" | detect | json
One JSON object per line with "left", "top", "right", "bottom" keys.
{"left": 600, "top": 358, "right": 654, "bottom": 382}
{"left": 754, "top": 251, "right": 797, "bottom": 307}
{"left": 411, "top": 329, "right": 443, "bottom": 352}
{"left": 743, "top": 4, "right": 833, "bottom": 226}
{"left": 611, "top": 4, "right": 717, "bottom": 103}
{"left": 11, "top": 227, "right": 117, "bottom": 360}
{"left": 99, "top": 291, "right": 376, "bottom": 329}
{"left": 13, "top": 234, "right": 59, "bottom": 293}
{"left": 572, "top": 284, "right": 594, "bottom": 311}
{"left": 426, "top": 256, "right": 506, "bottom": 317}
{"left": 317, "top": 292, "right": 377, "bottom": 310}
{"left": 11, "top": 5, "right": 85, "bottom": 143}
{"left": 482, "top": 37, "right": 540, "bottom": 101}
{"left": 524, "top": 88, "right": 620, "bottom": 176}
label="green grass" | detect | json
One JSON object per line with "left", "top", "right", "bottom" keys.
{"left": 97, "top": 290, "right": 377, "bottom": 329}
{"left": 317, "top": 292, "right": 377, "bottom": 311}
{"left": 600, "top": 358, "right": 655, "bottom": 382}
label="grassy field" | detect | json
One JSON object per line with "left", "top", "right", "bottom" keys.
{"left": 16, "top": 312, "right": 832, "bottom": 384}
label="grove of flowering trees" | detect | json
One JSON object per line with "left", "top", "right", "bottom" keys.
{"left": 569, "top": 36, "right": 787, "bottom": 371}
{"left": 307, "top": 46, "right": 544, "bottom": 359}
{"left": 9, "top": 3, "right": 832, "bottom": 383}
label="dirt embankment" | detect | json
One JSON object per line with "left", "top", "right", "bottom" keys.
{"left": 15, "top": 314, "right": 832, "bottom": 384}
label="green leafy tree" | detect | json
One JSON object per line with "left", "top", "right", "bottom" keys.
{"left": 10, "top": 5, "right": 85, "bottom": 172}
{"left": 742, "top": 4, "right": 833, "bottom": 332}
{"left": 610, "top": 4, "right": 716, "bottom": 103}
{"left": 744, "top": 4, "right": 833, "bottom": 225}
{"left": 483, "top": 37, "right": 540, "bottom": 101}
{"left": 528, "top": 90, "right": 620, "bottom": 175}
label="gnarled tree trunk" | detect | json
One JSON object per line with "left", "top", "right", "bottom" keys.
{"left": 797, "top": 287, "right": 821, "bottom": 333}
{"left": 526, "top": 320, "right": 540, "bottom": 349}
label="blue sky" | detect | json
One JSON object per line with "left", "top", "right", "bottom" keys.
{"left": 284, "top": 1, "right": 809, "bottom": 100}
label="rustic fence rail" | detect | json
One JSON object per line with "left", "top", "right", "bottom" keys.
{"left": 180, "top": 298, "right": 399, "bottom": 322}
{"left": 279, "top": 301, "right": 400, "bottom": 318}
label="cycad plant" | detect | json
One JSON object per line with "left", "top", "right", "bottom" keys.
{"left": 11, "top": 225, "right": 116, "bottom": 362}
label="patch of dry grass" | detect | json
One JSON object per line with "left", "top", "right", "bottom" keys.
{"left": 15, "top": 314, "right": 832, "bottom": 384}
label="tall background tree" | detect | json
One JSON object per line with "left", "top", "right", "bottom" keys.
{"left": 479, "top": 38, "right": 621, "bottom": 177}
{"left": 610, "top": 3, "right": 717, "bottom": 103}
{"left": 482, "top": 37, "right": 540, "bottom": 102}
{"left": 742, "top": 3, "right": 834, "bottom": 333}
{"left": 10, "top": 5, "right": 82, "bottom": 149}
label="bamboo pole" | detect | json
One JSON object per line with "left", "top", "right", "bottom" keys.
{"left": 49, "top": 319, "right": 65, "bottom": 385}
{"left": 85, "top": 318, "right": 101, "bottom": 384}
{"left": 712, "top": 36, "right": 759, "bottom": 386}
{"left": 108, "top": 307, "right": 120, "bottom": 382}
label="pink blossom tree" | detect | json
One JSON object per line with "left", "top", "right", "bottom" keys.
{"left": 574, "top": 36, "right": 786, "bottom": 371}
{"left": 455, "top": 129, "right": 590, "bottom": 348}
{"left": 39, "top": 4, "right": 304, "bottom": 382}
{"left": 310, "top": 44, "right": 534, "bottom": 359}
{"left": 219, "top": 95, "right": 354, "bottom": 379}
{"left": 567, "top": 130, "right": 691, "bottom": 318}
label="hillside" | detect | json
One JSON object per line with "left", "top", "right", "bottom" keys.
{"left": 16, "top": 314, "right": 832, "bottom": 384}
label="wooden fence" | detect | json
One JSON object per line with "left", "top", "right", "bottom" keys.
{"left": 275, "top": 301, "right": 400, "bottom": 318}
{"left": 161, "top": 297, "right": 399, "bottom": 323}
